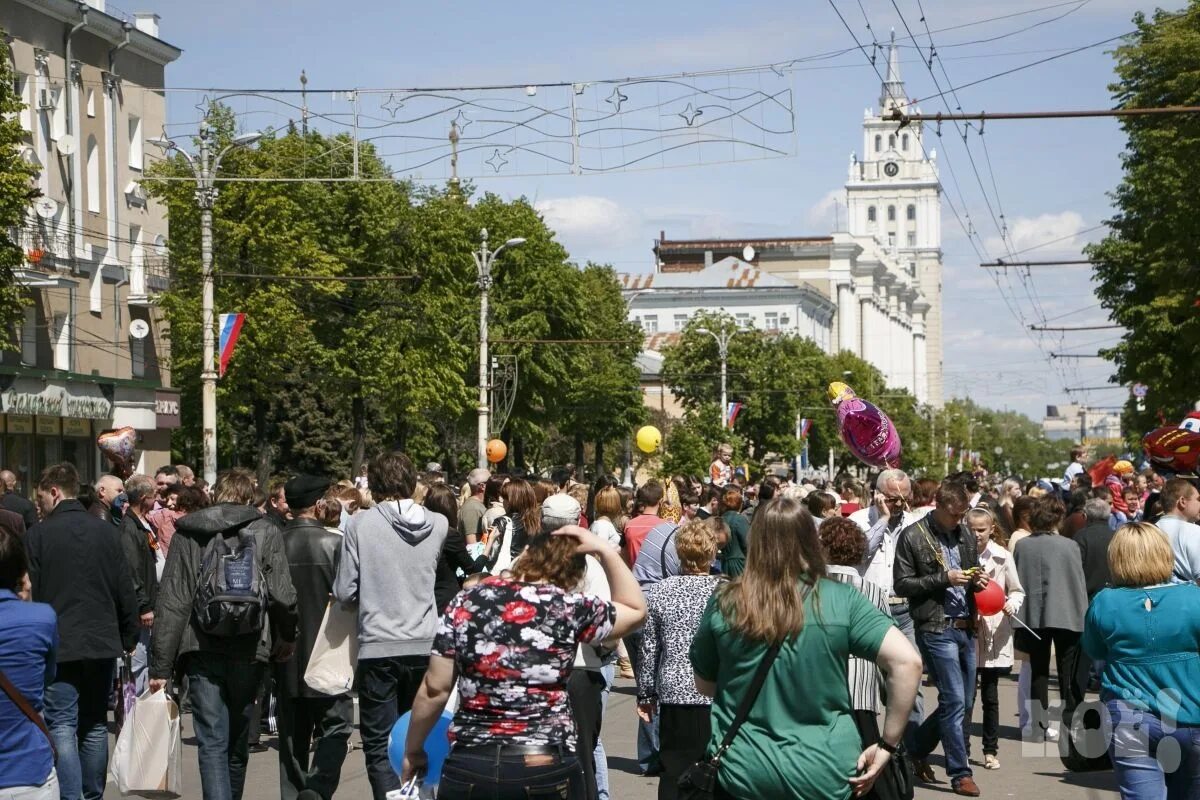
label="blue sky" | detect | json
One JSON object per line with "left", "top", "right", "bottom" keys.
{"left": 134, "top": 0, "right": 1173, "bottom": 423}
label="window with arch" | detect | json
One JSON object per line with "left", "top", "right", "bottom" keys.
{"left": 874, "top": 134, "right": 881, "bottom": 152}
{"left": 901, "top": 133, "right": 910, "bottom": 151}
{"left": 85, "top": 136, "right": 100, "bottom": 213}
{"left": 906, "top": 204, "right": 916, "bottom": 221}
{"left": 887, "top": 205, "right": 896, "bottom": 222}
{"left": 867, "top": 206, "right": 877, "bottom": 223}
{"left": 888, "top": 134, "right": 895, "bottom": 149}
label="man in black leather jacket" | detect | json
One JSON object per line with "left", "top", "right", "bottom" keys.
{"left": 893, "top": 480, "right": 988, "bottom": 797}
{"left": 275, "top": 475, "right": 352, "bottom": 800}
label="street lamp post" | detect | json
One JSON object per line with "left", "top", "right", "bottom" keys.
{"left": 471, "top": 228, "right": 526, "bottom": 468}
{"left": 696, "top": 326, "right": 738, "bottom": 429}
{"left": 149, "top": 124, "right": 262, "bottom": 486}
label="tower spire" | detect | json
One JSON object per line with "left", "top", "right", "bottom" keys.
{"left": 879, "top": 29, "right": 906, "bottom": 113}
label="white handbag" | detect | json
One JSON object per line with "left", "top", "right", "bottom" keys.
{"left": 108, "top": 690, "right": 182, "bottom": 797}
{"left": 304, "top": 599, "right": 359, "bottom": 696}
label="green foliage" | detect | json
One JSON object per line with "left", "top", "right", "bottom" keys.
{"left": 0, "top": 38, "right": 38, "bottom": 341}
{"left": 1088, "top": 4, "right": 1200, "bottom": 436}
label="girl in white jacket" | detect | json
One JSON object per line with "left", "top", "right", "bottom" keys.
{"left": 968, "top": 507, "right": 1025, "bottom": 771}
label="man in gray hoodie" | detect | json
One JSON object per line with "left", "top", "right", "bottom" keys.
{"left": 333, "top": 451, "right": 448, "bottom": 800}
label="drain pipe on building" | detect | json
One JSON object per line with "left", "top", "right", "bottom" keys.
{"left": 63, "top": 1, "right": 89, "bottom": 259}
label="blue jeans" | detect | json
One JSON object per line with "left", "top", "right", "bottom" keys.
{"left": 438, "top": 749, "right": 586, "bottom": 800}
{"left": 595, "top": 664, "right": 614, "bottom": 800}
{"left": 186, "top": 654, "right": 265, "bottom": 800}
{"left": 43, "top": 659, "right": 114, "bottom": 800}
{"left": 624, "top": 631, "right": 660, "bottom": 773}
{"left": 890, "top": 602, "right": 924, "bottom": 752}
{"left": 915, "top": 626, "right": 977, "bottom": 780}
{"left": 1107, "top": 699, "right": 1200, "bottom": 800}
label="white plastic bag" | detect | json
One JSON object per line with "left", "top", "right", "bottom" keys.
{"left": 108, "top": 690, "right": 182, "bottom": 797}
{"left": 304, "top": 599, "right": 358, "bottom": 695}
{"left": 386, "top": 777, "right": 436, "bottom": 799}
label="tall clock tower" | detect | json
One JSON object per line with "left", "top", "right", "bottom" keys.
{"left": 845, "top": 32, "right": 944, "bottom": 407}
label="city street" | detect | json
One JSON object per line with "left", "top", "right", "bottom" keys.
{"left": 108, "top": 675, "right": 1120, "bottom": 799}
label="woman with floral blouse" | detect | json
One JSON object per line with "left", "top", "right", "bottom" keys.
{"left": 402, "top": 526, "right": 646, "bottom": 799}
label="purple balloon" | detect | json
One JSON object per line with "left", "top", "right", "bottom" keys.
{"left": 830, "top": 383, "right": 902, "bottom": 468}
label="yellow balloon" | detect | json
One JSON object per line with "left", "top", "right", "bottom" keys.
{"left": 636, "top": 425, "right": 662, "bottom": 454}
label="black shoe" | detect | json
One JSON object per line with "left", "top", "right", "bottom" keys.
{"left": 912, "top": 758, "right": 936, "bottom": 783}
{"left": 248, "top": 742, "right": 269, "bottom": 754}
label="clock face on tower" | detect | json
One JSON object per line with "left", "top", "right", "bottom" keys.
{"left": 883, "top": 161, "right": 899, "bottom": 177}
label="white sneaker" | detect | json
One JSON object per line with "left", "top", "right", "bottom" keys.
{"left": 984, "top": 754, "right": 1000, "bottom": 770}
{"left": 1046, "top": 727, "right": 1060, "bottom": 742}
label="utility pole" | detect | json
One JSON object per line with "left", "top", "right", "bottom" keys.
{"left": 696, "top": 326, "right": 739, "bottom": 428}
{"left": 471, "top": 228, "right": 526, "bottom": 468}
{"left": 149, "top": 123, "right": 263, "bottom": 485}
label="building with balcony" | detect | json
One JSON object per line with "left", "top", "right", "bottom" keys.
{"left": 1, "top": 0, "right": 181, "bottom": 491}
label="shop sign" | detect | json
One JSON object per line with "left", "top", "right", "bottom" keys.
{"left": 7, "top": 415, "right": 33, "bottom": 434}
{"left": 63, "top": 418, "right": 91, "bottom": 437}
{"left": 35, "top": 416, "right": 61, "bottom": 436}
{"left": 1, "top": 386, "right": 112, "bottom": 419}
{"left": 155, "top": 390, "right": 181, "bottom": 429}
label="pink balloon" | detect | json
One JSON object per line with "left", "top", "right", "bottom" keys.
{"left": 829, "top": 383, "right": 902, "bottom": 469}
{"left": 974, "top": 579, "right": 1006, "bottom": 616}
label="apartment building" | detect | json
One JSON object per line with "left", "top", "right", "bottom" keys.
{"left": 1, "top": 0, "right": 180, "bottom": 492}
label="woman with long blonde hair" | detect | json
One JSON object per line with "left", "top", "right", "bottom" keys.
{"left": 689, "top": 497, "right": 922, "bottom": 799}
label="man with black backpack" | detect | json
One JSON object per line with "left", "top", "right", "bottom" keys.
{"left": 149, "top": 467, "right": 298, "bottom": 800}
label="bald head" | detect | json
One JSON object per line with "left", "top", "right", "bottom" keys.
{"left": 0, "top": 471, "right": 15, "bottom": 492}
{"left": 95, "top": 475, "right": 124, "bottom": 509}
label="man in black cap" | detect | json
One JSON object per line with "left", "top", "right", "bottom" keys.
{"left": 276, "top": 475, "right": 352, "bottom": 800}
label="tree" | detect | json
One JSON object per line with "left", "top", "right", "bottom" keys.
{"left": 1089, "top": 4, "right": 1200, "bottom": 436}
{"left": 0, "top": 39, "right": 38, "bottom": 341}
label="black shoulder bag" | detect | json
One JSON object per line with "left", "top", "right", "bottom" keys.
{"left": 677, "top": 642, "right": 781, "bottom": 800}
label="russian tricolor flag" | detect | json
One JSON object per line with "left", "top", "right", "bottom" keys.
{"left": 726, "top": 402, "right": 744, "bottom": 429}
{"left": 218, "top": 313, "right": 245, "bottom": 377}
{"left": 799, "top": 418, "right": 813, "bottom": 439}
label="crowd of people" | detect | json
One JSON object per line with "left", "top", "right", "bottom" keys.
{"left": 0, "top": 442, "right": 1198, "bottom": 800}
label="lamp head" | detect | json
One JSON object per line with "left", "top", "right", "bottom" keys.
{"left": 147, "top": 136, "right": 174, "bottom": 151}
{"left": 232, "top": 131, "right": 263, "bottom": 147}
{"left": 695, "top": 327, "right": 711, "bottom": 335}
{"left": 504, "top": 237, "right": 527, "bottom": 248}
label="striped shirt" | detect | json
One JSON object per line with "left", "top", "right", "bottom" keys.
{"left": 826, "top": 565, "right": 887, "bottom": 714}
{"left": 631, "top": 521, "right": 681, "bottom": 588}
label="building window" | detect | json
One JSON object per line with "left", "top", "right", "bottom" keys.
{"left": 887, "top": 232, "right": 896, "bottom": 248}
{"left": 735, "top": 313, "right": 751, "bottom": 329}
{"left": 907, "top": 232, "right": 916, "bottom": 247}
{"left": 129, "top": 225, "right": 144, "bottom": 295}
{"left": 131, "top": 333, "right": 145, "bottom": 378}
{"left": 908, "top": 261, "right": 917, "bottom": 277}
{"left": 20, "top": 306, "right": 36, "bottom": 366}
{"left": 15, "top": 76, "right": 31, "bottom": 132}
{"left": 50, "top": 86, "right": 65, "bottom": 141}
{"left": 673, "top": 313, "right": 688, "bottom": 331}
{"left": 128, "top": 115, "right": 143, "bottom": 170}
{"left": 764, "top": 311, "right": 779, "bottom": 330}
{"left": 874, "top": 134, "right": 881, "bottom": 152}
{"left": 642, "top": 314, "right": 658, "bottom": 333}
{"left": 888, "top": 134, "right": 895, "bottom": 149}
{"left": 86, "top": 88, "right": 95, "bottom": 117}
{"left": 86, "top": 135, "right": 100, "bottom": 213}
{"left": 901, "top": 133, "right": 909, "bottom": 151}
{"left": 906, "top": 204, "right": 916, "bottom": 221}
{"left": 52, "top": 312, "right": 71, "bottom": 372}
{"left": 867, "top": 205, "right": 876, "bottom": 223}
{"left": 887, "top": 205, "right": 896, "bottom": 222}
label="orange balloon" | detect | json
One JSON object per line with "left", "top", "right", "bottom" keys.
{"left": 486, "top": 438, "right": 507, "bottom": 463}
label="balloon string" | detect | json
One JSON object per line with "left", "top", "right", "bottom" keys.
{"left": 1009, "top": 614, "right": 1042, "bottom": 641}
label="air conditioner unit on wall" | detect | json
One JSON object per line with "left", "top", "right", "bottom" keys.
{"left": 37, "top": 86, "right": 60, "bottom": 111}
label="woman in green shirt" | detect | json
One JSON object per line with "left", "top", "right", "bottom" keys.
{"left": 719, "top": 487, "right": 749, "bottom": 578}
{"left": 690, "top": 496, "right": 923, "bottom": 799}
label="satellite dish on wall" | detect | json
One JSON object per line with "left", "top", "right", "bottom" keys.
{"left": 742, "top": 245, "right": 756, "bottom": 261}
{"left": 129, "top": 319, "right": 150, "bottom": 340}
{"left": 56, "top": 134, "right": 76, "bottom": 156}
{"left": 34, "top": 197, "right": 59, "bottom": 218}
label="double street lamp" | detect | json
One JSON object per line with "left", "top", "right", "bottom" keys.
{"left": 472, "top": 228, "right": 526, "bottom": 468}
{"left": 149, "top": 124, "right": 262, "bottom": 486}
{"left": 695, "top": 326, "right": 740, "bottom": 429}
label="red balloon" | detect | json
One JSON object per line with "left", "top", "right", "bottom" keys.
{"left": 974, "top": 579, "right": 1006, "bottom": 617}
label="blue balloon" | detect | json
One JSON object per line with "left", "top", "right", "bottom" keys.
{"left": 388, "top": 710, "right": 454, "bottom": 785}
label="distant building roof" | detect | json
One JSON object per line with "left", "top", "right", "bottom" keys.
{"left": 620, "top": 257, "right": 802, "bottom": 292}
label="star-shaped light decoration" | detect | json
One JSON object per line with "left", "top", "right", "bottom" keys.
{"left": 605, "top": 86, "right": 628, "bottom": 113}
{"left": 679, "top": 102, "right": 703, "bottom": 126}
{"left": 453, "top": 109, "right": 473, "bottom": 132}
{"left": 381, "top": 93, "right": 404, "bottom": 118}
{"left": 485, "top": 148, "right": 509, "bottom": 173}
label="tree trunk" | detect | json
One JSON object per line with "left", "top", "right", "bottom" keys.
{"left": 594, "top": 439, "right": 605, "bottom": 479}
{"left": 513, "top": 436, "right": 525, "bottom": 475}
{"left": 393, "top": 414, "right": 409, "bottom": 453}
{"left": 254, "top": 398, "right": 272, "bottom": 488}
{"left": 573, "top": 432, "right": 585, "bottom": 473}
{"left": 351, "top": 394, "right": 366, "bottom": 476}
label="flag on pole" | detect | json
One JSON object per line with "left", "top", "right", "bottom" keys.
{"left": 799, "top": 418, "right": 813, "bottom": 438}
{"left": 726, "top": 402, "right": 744, "bottom": 428}
{"left": 218, "top": 313, "right": 246, "bottom": 377}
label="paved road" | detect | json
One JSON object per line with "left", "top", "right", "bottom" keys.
{"left": 106, "top": 675, "right": 1119, "bottom": 798}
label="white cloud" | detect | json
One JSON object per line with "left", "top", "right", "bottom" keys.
{"left": 983, "top": 210, "right": 1090, "bottom": 258}
{"left": 806, "top": 189, "right": 843, "bottom": 230}
{"left": 534, "top": 196, "right": 637, "bottom": 248}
